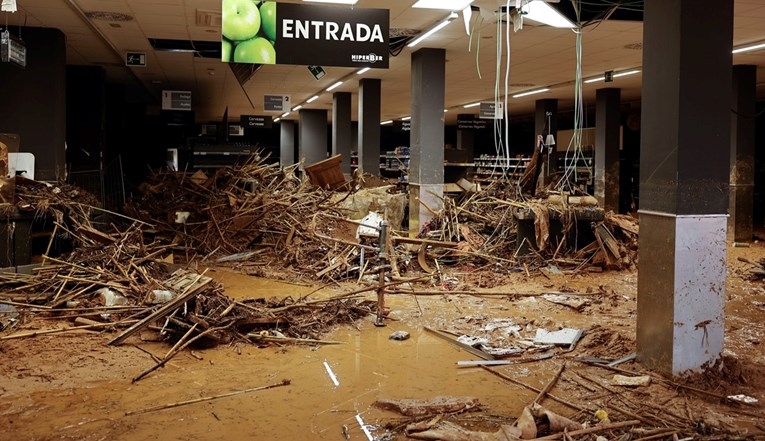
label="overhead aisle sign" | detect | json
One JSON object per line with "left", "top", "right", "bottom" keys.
{"left": 221, "top": 0, "right": 389, "bottom": 68}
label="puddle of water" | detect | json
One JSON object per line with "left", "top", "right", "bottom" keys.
{"left": 0, "top": 270, "right": 587, "bottom": 440}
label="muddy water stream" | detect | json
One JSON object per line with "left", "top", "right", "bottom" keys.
{"left": 1, "top": 269, "right": 576, "bottom": 441}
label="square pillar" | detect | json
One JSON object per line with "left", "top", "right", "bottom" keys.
{"left": 299, "top": 109, "right": 328, "bottom": 167}
{"left": 637, "top": 0, "right": 733, "bottom": 375}
{"left": 358, "top": 78, "right": 381, "bottom": 175}
{"left": 409, "top": 48, "right": 446, "bottom": 236}
{"left": 729, "top": 65, "right": 756, "bottom": 243}
{"left": 280, "top": 120, "right": 296, "bottom": 168}
{"left": 333, "top": 92, "right": 353, "bottom": 174}
{"left": 594, "top": 88, "right": 621, "bottom": 212}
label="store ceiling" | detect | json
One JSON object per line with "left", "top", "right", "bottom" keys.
{"left": 3, "top": 0, "right": 765, "bottom": 125}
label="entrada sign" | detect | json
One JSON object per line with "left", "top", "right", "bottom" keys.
{"left": 221, "top": 0, "right": 389, "bottom": 68}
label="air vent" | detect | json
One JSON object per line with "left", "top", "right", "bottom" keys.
{"left": 624, "top": 42, "right": 642, "bottom": 50}
{"left": 149, "top": 38, "right": 221, "bottom": 59}
{"left": 85, "top": 11, "right": 134, "bottom": 21}
{"left": 509, "top": 83, "right": 536, "bottom": 88}
{"left": 390, "top": 28, "right": 420, "bottom": 38}
{"left": 196, "top": 9, "right": 222, "bottom": 28}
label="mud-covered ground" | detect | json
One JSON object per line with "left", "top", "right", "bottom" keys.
{"left": 1, "top": 242, "right": 764, "bottom": 440}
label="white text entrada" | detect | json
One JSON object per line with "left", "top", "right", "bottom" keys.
{"left": 282, "top": 20, "right": 384, "bottom": 43}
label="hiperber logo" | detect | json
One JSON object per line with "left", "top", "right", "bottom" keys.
{"left": 352, "top": 53, "right": 383, "bottom": 63}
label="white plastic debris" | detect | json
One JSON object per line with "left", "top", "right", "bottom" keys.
{"left": 95, "top": 287, "right": 128, "bottom": 306}
{"left": 356, "top": 211, "right": 383, "bottom": 238}
{"left": 149, "top": 290, "right": 174, "bottom": 304}
{"left": 457, "top": 335, "right": 490, "bottom": 347}
{"left": 727, "top": 394, "right": 758, "bottom": 405}
{"left": 174, "top": 211, "right": 191, "bottom": 224}
{"left": 533, "top": 328, "right": 584, "bottom": 347}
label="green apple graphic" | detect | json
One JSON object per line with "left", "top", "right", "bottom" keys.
{"left": 222, "top": 0, "right": 261, "bottom": 42}
{"left": 234, "top": 37, "right": 276, "bottom": 64}
{"left": 259, "top": 2, "right": 277, "bottom": 42}
{"left": 221, "top": 39, "right": 232, "bottom": 62}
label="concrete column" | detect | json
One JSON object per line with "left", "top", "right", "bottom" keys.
{"left": 298, "top": 109, "right": 328, "bottom": 167}
{"left": 280, "top": 120, "right": 296, "bottom": 168}
{"left": 729, "top": 65, "right": 756, "bottom": 243}
{"left": 637, "top": 0, "right": 733, "bottom": 375}
{"left": 594, "top": 88, "right": 621, "bottom": 211}
{"left": 333, "top": 92, "right": 353, "bottom": 174}
{"left": 358, "top": 78, "right": 381, "bottom": 175}
{"left": 535, "top": 100, "right": 558, "bottom": 179}
{"left": 409, "top": 48, "right": 446, "bottom": 236}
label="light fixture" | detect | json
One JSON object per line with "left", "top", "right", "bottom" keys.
{"left": 412, "top": 0, "right": 473, "bottom": 10}
{"left": 293, "top": 105, "right": 303, "bottom": 111}
{"left": 381, "top": 120, "right": 393, "bottom": 125}
{"left": 463, "top": 102, "right": 481, "bottom": 108}
{"left": 408, "top": 12, "right": 459, "bottom": 48}
{"left": 512, "top": 88, "right": 550, "bottom": 98}
{"left": 444, "top": 109, "right": 449, "bottom": 112}
{"left": 519, "top": 1, "right": 575, "bottom": 29}
{"left": 274, "top": 118, "right": 281, "bottom": 123}
{"left": 281, "top": 112, "right": 290, "bottom": 118}
{"left": 356, "top": 67, "right": 371, "bottom": 74}
{"left": 303, "top": 0, "right": 358, "bottom": 4}
{"left": 732, "top": 41, "right": 765, "bottom": 54}
{"left": 401, "top": 116, "right": 411, "bottom": 121}
{"left": 326, "top": 81, "right": 344, "bottom": 92}
{"left": 306, "top": 95, "right": 320, "bottom": 103}
{"left": 584, "top": 69, "right": 640, "bottom": 84}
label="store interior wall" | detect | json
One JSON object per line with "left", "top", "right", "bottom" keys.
{"left": 0, "top": 27, "right": 66, "bottom": 181}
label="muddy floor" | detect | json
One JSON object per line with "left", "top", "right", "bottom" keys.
{"left": 1, "top": 243, "right": 765, "bottom": 440}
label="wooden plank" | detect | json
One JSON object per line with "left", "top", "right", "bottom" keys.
{"left": 597, "top": 224, "right": 621, "bottom": 258}
{"left": 107, "top": 272, "right": 211, "bottom": 346}
{"left": 393, "top": 237, "right": 459, "bottom": 248}
{"left": 423, "top": 326, "right": 494, "bottom": 361}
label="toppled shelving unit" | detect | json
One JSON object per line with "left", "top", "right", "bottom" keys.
{"left": 473, "top": 155, "right": 530, "bottom": 183}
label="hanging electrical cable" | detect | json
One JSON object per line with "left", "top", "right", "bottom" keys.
{"left": 555, "top": 0, "right": 587, "bottom": 194}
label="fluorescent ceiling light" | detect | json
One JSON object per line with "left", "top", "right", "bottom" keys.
{"left": 444, "top": 109, "right": 449, "bottom": 112}
{"left": 412, "top": 0, "right": 473, "bottom": 10}
{"left": 303, "top": 0, "right": 358, "bottom": 4}
{"left": 463, "top": 102, "right": 481, "bottom": 108}
{"left": 292, "top": 105, "right": 303, "bottom": 111}
{"left": 381, "top": 120, "right": 393, "bottom": 125}
{"left": 281, "top": 112, "right": 290, "bottom": 118}
{"left": 357, "top": 67, "right": 371, "bottom": 74}
{"left": 512, "top": 88, "right": 550, "bottom": 98}
{"left": 274, "top": 118, "right": 281, "bottom": 123}
{"left": 584, "top": 69, "right": 640, "bottom": 84}
{"left": 401, "top": 116, "right": 411, "bottom": 121}
{"left": 326, "top": 81, "right": 344, "bottom": 91}
{"left": 306, "top": 95, "right": 320, "bottom": 103}
{"left": 520, "top": 1, "right": 575, "bottom": 29}
{"left": 732, "top": 41, "right": 765, "bottom": 54}
{"left": 408, "top": 12, "right": 459, "bottom": 48}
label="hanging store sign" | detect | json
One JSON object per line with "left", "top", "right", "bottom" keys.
{"left": 457, "top": 114, "right": 488, "bottom": 130}
{"left": 162, "top": 90, "right": 192, "bottom": 111}
{"left": 263, "top": 94, "right": 290, "bottom": 112}
{"left": 1, "top": 30, "right": 26, "bottom": 68}
{"left": 221, "top": 1, "right": 389, "bottom": 68}
{"left": 241, "top": 115, "right": 272, "bottom": 128}
{"left": 479, "top": 101, "right": 504, "bottom": 120}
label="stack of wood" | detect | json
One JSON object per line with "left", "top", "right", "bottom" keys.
{"left": 126, "top": 156, "right": 364, "bottom": 277}
{"left": 0, "top": 220, "right": 375, "bottom": 373}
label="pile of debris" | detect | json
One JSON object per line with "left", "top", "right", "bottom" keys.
{"left": 0, "top": 220, "right": 376, "bottom": 381}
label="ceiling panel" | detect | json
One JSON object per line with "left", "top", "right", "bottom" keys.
{"left": 1, "top": 0, "right": 763, "bottom": 124}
